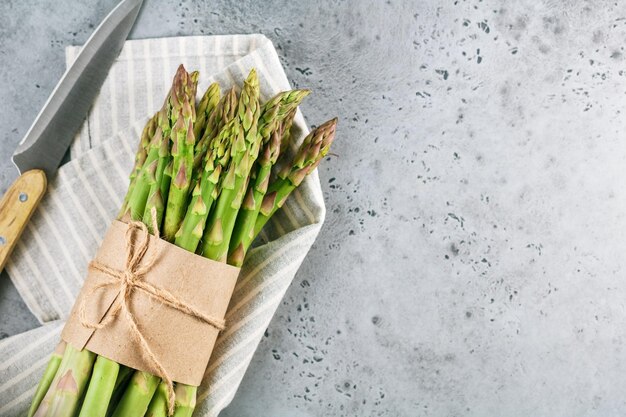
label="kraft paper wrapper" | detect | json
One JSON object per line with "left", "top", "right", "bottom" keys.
{"left": 61, "top": 220, "right": 240, "bottom": 386}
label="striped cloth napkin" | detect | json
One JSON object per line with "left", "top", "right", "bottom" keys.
{"left": 0, "top": 34, "right": 325, "bottom": 416}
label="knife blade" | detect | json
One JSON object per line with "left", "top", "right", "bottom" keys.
{"left": 0, "top": 0, "right": 143, "bottom": 271}
{"left": 12, "top": 0, "right": 143, "bottom": 176}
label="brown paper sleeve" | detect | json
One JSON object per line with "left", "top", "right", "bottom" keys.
{"left": 61, "top": 220, "right": 240, "bottom": 386}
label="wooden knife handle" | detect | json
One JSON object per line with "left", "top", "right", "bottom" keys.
{"left": 0, "top": 170, "right": 47, "bottom": 272}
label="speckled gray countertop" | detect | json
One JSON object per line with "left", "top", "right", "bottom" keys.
{"left": 3, "top": 0, "right": 626, "bottom": 416}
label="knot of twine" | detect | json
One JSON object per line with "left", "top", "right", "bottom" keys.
{"left": 78, "top": 210, "right": 225, "bottom": 415}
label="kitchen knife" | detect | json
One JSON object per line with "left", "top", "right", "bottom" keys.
{"left": 0, "top": 0, "right": 143, "bottom": 271}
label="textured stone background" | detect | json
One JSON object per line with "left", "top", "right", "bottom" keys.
{"left": 3, "top": 0, "right": 626, "bottom": 415}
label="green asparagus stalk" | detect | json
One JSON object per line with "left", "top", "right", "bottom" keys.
{"left": 175, "top": 120, "right": 235, "bottom": 252}
{"left": 119, "top": 115, "right": 157, "bottom": 218}
{"left": 81, "top": 109, "right": 170, "bottom": 417}
{"left": 279, "top": 108, "right": 297, "bottom": 155}
{"left": 110, "top": 371, "right": 160, "bottom": 417}
{"left": 145, "top": 382, "right": 169, "bottom": 417}
{"left": 172, "top": 385, "right": 196, "bottom": 417}
{"left": 163, "top": 159, "right": 174, "bottom": 196}
{"left": 193, "top": 82, "right": 220, "bottom": 141}
{"left": 155, "top": 123, "right": 236, "bottom": 417}
{"left": 193, "top": 87, "right": 238, "bottom": 176}
{"left": 253, "top": 118, "right": 337, "bottom": 237}
{"left": 199, "top": 69, "right": 262, "bottom": 261}
{"left": 33, "top": 343, "right": 74, "bottom": 417}
{"left": 167, "top": 71, "right": 265, "bottom": 417}
{"left": 27, "top": 342, "right": 66, "bottom": 417}
{"left": 106, "top": 366, "right": 133, "bottom": 417}
{"left": 125, "top": 75, "right": 177, "bottom": 220}
{"left": 227, "top": 90, "right": 310, "bottom": 266}
{"left": 142, "top": 88, "right": 178, "bottom": 231}
{"left": 126, "top": 128, "right": 160, "bottom": 219}
{"left": 142, "top": 131, "right": 170, "bottom": 232}
{"left": 164, "top": 87, "right": 244, "bottom": 417}
{"left": 162, "top": 71, "right": 198, "bottom": 241}
{"left": 111, "top": 68, "right": 199, "bottom": 417}
{"left": 172, "top": 81, "right": 321, "bottom": 417}
{"left": 258, "top": 89, "right": 310, "bottom": 146}
{"left": 136, "top": 115, "right": 158, "bottom": 170}
{"left": 228, "top": 127, "right": 282, "bottom": 266}
{"left": 189, "top": 72, "right": 200, "bottom": 102}
{"left": 77, "top": 356, "right": 120, "bottom": 417}
{"left": 38, "top": 344, "right": 96, "bottom": 417}
{"left": 74, "top": 67, "right": 194, "bottom": 417}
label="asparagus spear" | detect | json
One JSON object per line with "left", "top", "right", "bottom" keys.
{"left": 163, "top": 158, "right": 174, "bottom": 199}
{"left": 125, "top": 69, "right": 179, "bottom": 219}
{"left": 170, "top": 84, "right": 328, "bottom": 417}
{"left": 27, "top": 342, "right": 66, "bottom": 417}
{"left": 110, "top": 69, "right": 200, "bottom": 417}
{"left": 193, "top": 82, "right": 220, "bottom": 141}
{"left": 163, "top": 70, "right": 198, "bottom": 241}
{"left": 126, "top": 129, "right": 158, "bottom": 218}
{"left": 199, "top": 69, "right": 262, "bottom": 262}
{"left": 144, "top": 108, "right": 237, "bottom": 417}
{"left": 172, "top": 384, "right": 196, "bottom": 417}
{"left": 280, "top": 108, "right": 297, "bottom": 155}
{"left": 175, "top": 120, "right": 235, "bottom": 252}
{"left": 253, "top": 118, "right": 337, "bottom": 237}
{"left": 142, "top": 130, "right": 171, "bottom": 232}
{"left": 164, "top": 99, "right": 244, "bottom": 417}
{"left": 77, "top": 355, "right": 120, "bottom": 417}
{"left": 165, "top": 71, "right": 266, "bottom": 417}
{"left": 106, "top": 65, "right": 198, "bottom": 417}
{"left": 119, "top": 114, "right": 157, "bottom": 218}
{"left": 228, "top": 127, "right": 282, "bottom": 266}
{"left": 227, "top": 90, "right": 310, "bottom": 266}
{"left": 105, "top": 366, "right": 133, "bottom": 417}
{"left": 35, "top": 344, "right": 95, "bottom": 417}
{"left": 72, "top": 70, "right": 194, "bottom": 417}
{"left": 257, "top": 89, "right": 310, "bottom": 146}
{"left": 110, "top": 371, "right": 160, "bottom": 417}
{"left": 145, "top": 382, "right": 169, "bottom": 417}
{"left": 163, "top": 89, "right": 243, "bottom": 417}
{"left": 193, "top": 87, "right": 238, "bottom": 178}
{"left": 32, "top": 347, "right": 70, "bottom": 417}
{"left": 142, "top": 76, "right": 187, "bottom": 231}
{"left": 75, "top": 106, "right": 176, "bottom": 417}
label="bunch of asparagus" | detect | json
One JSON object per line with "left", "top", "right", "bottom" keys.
{"left": 28, "top": 64, "right": 337, "bottom": 417}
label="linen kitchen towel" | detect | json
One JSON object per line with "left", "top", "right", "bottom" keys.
{"left": 0, "top": 34, "right": 326, "bottom": 417}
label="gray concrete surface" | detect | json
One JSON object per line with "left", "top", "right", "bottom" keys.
{"left": 3, "top": 0, "right": 626, "bottom": 415}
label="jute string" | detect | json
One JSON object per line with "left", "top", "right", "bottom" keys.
{"left": 78, "top": 210, "right": 225, "bottom": 415}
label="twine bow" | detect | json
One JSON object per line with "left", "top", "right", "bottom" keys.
{"left": 78, "top": 210, "right": 225, "bottom": 415}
